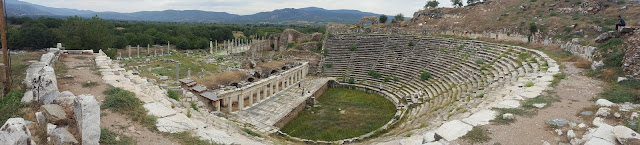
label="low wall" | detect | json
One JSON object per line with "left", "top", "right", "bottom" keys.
{"left": 273, "top": 81, "right": 328, "bottom": 128}
{"left": 276, "top": 80, "right": 405, "bottom": 144}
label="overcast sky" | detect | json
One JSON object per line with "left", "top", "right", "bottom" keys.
{"left": 20, "top": 0, "right": 458, "bottom": 16}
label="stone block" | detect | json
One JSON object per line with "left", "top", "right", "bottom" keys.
{"left": 435, "top": 120, "right": 473, "bottom": 141}
{"left": 35, "top": 112, "right": 45, "bottom": 127}
{"left": 51, "top": 128, "right": 78, "bottom": 145}
{"left": 40, "top": 104, "right": 67, "bottom": 125}
{"left": 0, "top": 118, "right": 33, "bottom": 145}
{"left": 461, "top": 109, "right": 496, "bottom": 126}
{"left": 40, "top": 91, "right": 60, "bottom": 105}
{"left": 73, "top": 94, "right": 100, "bottom": 145}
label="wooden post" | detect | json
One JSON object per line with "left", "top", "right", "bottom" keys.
{"left": 0, "top": 0, "right": 11, "bottom": 95}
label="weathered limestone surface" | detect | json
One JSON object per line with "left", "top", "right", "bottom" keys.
{"left": 40, "top": 104, "right": 67, "bottom": 125}
{"left": 435, "top": 120, "right": 472, "bottom": 141}
{"left": 0, "top": 118, "right": 34, "bottom": 145}
{"left": 73, "top": 94, "right": 100, "bottom": 145}
{"left": 51, "top": 128, "right": 79, "bottom": 145}
{"left": 461, "top": 109, "right": 496, "bottom": 126}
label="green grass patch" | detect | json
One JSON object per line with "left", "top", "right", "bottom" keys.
{"left": 242, "top": 128, "right": 261, "bottom": 137}
{"left": 168, "top": 90, "right": 180, "bottom": 101}
{"left": 101, "top": 87, "right": 157, "bottom": 130}
{"left": 0, "top": 90, "right": 26, "bottom": 123}
{"left": 601, "top": 80, "right": 640, "bottom": 103}
{"left": 551, "top": 73, "right": 566, "bottom": 87}
{"left": 522, "top": 95, "right": 560, "bottom": 109}
{"left": 280, "top": 88, "right": 396, "bottom": 141}
{"left": 524, "top": 82, "right": 534, "bottom": 87}
{"left": 100, "top": 128, "right": 135, "bottom": 145}
{"left": 190, "top": 102, "right": 199, "bottom": 111}
{"left": 461, "top": 126, "right": 492, "bottom": 144}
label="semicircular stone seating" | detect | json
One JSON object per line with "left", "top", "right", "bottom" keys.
{"left": 324, "top": 34, "right": 558, "bottom": 142}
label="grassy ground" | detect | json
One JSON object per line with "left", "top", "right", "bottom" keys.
{"left": 0, "top": 51, "right": 45, "bottom": 93}
{"left": 120, "top": 50, "right": 222, "bottom": 81}
{"left": 101, "top": 87, "right": 157, "bottom": 130}
{"left": 280, "top": 88, "right": 396, "bottom": 141}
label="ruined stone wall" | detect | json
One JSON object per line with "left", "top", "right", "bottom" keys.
{"left": 623, "top": 29, "right": 640, "bottom": 79}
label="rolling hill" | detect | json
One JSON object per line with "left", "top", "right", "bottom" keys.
{"left": 4, "top": 0, "right": 386, "bottom": 25}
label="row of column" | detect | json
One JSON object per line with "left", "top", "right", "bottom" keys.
{"left": 212, "top": 38, "right": 270, "bottom": 55}
{"left": 215, "top": 64, "right": 308, "bottom": 112}
{"left": 121, "top": 42, "right": 172, "bottom": 59}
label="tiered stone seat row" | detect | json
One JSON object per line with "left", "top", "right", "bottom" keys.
{"left": 324, "top": 34, "right": 545, "bottom": 110}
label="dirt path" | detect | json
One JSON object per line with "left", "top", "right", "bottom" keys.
{"left": 57, "top": 54, "right": 178, "bottom": 145}
{"left": 482, "top": 62, "right": 605, "bottom": 145}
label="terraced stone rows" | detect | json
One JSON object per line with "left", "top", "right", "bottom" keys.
{"left": 324, "top": 34, "right": 546, "bottom": 111}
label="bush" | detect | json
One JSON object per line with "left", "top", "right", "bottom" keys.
{"left": 408, "top": 41, "right": 414, "bottom": 47}
{"left": 324, "top": 63, "right": 333, "bottom": 68}
{"left": 384, "top": 77, "right": 391, "bottom": 82}
{"left": 103, "top": 48, "right": 117, "bottom": 59}
{"left": 0, "top": 90, "right": 26, "bottom": 123}
{"left": 168, "top": 90, "right": 180, "bottom": 101}
{"left": 190, "top": 101, "right": 199, "bottom": 111}
{"left": 475, "top": 59, "right": 485, "bottom": 64}
{"left": 242, "top": 128, "right": 261, "bottom": 137}
{"left": 368, "top": 70, "right": 382, "bottom": 79}
{"left": 379, "top": 15, "right": 388, "bottom": 23}
{"left": 348, "top": 77, "right": 355, "bottom": 84}
{"left": 524, "top": 82, "right": 534, "bottom": 87}
{"left": 420, "top": 71, "right": 432, "bottom": 81}
{"left": 349, "top": 44, "right": 357, "bottom": 51}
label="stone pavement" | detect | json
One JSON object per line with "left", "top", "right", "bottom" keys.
{"left": 234, "top": 77, "right": 331, "bottom": 133}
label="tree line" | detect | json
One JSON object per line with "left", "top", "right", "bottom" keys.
{"left": 6, "top": 16, "right": 325, "bottom": 52}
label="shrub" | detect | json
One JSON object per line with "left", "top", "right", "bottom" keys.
{"left": 408, "top": 41, "right": 414, "bottom": 47}
{"left": 475, "top": 59, "right": 485, "bottom": 64}
{"left": 103, "top": 48, "right": 117, "bottom": 59}
{"left": 368, "top": 70, "right": 382, "bottom": 79}
{"left": 324, "top": 63, "right": 333, "bottom": 68}
{"left": 384, "top": 77, "right": 391, "bottom": 82}
{"left": 425, "top": 0, "right": 440, "bottom": 8}
{"left": 348, "top": 77, "right": 355, "bottom": 84}
{"left": 168, "top": 90, "right": 180, "bottom": 101}
{"left": 420, "top": 71, "right": 432, "bottom": 81}
{"left": 379, "top": 15, "right": 388, "bottom": 23}
{"left": 524, "top": 82, "right": 534, "bottom": 87}
{"left": 190, "top": 101, "right": 199, "bottom": 111}
{"left": 349, "top": 44, "right": 357, "bottom": 51}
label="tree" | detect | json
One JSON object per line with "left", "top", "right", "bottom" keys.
{"left": 394, "top": 13, "right": 405, "bottom": 22}
{"left": 420, "top": 71, "right": 432, "bottom": 81}
{"left": 451, "top": 0, "right": 463, "bottom": 7}
{"left": 8, "top": 21, "right": 57, "bottom": 50}
{"left": 425, "top": 0, "right": 440, "bottom": 9}
{"left": 529, "top": 22, "right": 538, "bottom": 34}
{"left": 59, "top": 16, "right": 112, "bottom": 52}
{"left": 379, "top": 15, "right": 388, "bottom": 23}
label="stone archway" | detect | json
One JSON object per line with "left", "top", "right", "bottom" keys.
{"left": 358, "top": 16, "right": 379, "bottom": 26}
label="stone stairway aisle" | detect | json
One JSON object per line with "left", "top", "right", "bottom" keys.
{"left": 234, "top": 77, "right": 331, "bottom": 133}
{"left": 94, "top": 50, "right": 264, "bottom": 145}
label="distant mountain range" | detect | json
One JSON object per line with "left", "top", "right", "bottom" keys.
{"left": 5, "top": 0, "right": 389, "bottom": 25}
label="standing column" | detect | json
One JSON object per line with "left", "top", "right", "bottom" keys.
{"left": 209, "top": 40, "right": 213, "bottom": 54}
{"left": 216, "top": 101, "right": 221, "bottom": 112}
{"left": 137, "top": 45, "right": 140, "bottom": 58}
{"left": 238, "top": 94, "right": 244, "bottom": 110}
{"left": 167, "top": 41, "right": 171, "bottom": 55}
{"left": 227, "top": 97, "right": 232, "bottom": 112}
{"left": 176, "top": 63, "right": 180, "bottom": 82}
{"left": 249, "top": 90, "right": 254, "bottom": 106}
{"left": 188, "top": 68, "right": 191, "bottom": 79}
{"left": 215, "top": 40, "right": 218, "bottom": 52}
{"left": 270, "top": 83, "right": 274, "bottom": 96}
{"left": 128, "top": 45, "right": 131, "bottom": 58}
{"left": 147, "top": 44, "right": 150, "bottom": 56}
{"left": 154, "top": 49, "right": 157, "bottom": 57}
